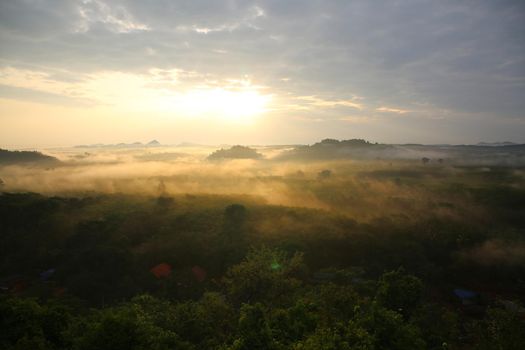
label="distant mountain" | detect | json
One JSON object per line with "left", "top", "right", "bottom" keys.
{"left": 208, "top": 145, "right": 263, "bottom": 160}
{"left": 147, "top": 140, "right": 161, "bottom": 146}
{"left": 0, "top": 149, "right": 59, "bottom": 165}
{"left": 75, "top": 140, "right": 161, "bottom": 148}
{"left": 476, "top": 141, "right": 517, "bottom": 147}
{"left": 115, "top": 142, "right": 142, "bottom": 148}
{"left": 279, "top": 138, "right": 391, "bottom": 160}
{"left": 274, "top": 138, "right": 525, "bottom": 165}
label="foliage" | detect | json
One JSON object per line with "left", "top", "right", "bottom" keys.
{"left": 375, "top": 268, "right": 423, "bottom": 318}
{"left": 0, "top": 297, "right": 71, "bottom": 350}
{"left": 1, "top": 161, "right": 525, "bottom": 350}
{"left": 0, "top": 149, "right": 59, "bottom": 165}
{"left": 223, "top": 246, "right": 305, "bottom": 305}
{"left": 469, "top": 306, "right": 525, "bottom": 350}
{"left": 208, "top": 146, "right": 263, "bottom": 160}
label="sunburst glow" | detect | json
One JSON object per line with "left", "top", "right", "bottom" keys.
{"left": 173, "top": 88, "right": 272, "bottom": 123}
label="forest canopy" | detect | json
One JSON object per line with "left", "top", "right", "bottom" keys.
{"left": 0, "top": 149, "right": 59, "bottom": 165}
{"left": 1, "top": 141, "right": 525, "bottom": 349}
{"left": 208, "top": 146, "right": 264, "bottom": 160}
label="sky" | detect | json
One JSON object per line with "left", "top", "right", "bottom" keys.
{"left": 0, "top": 0, "right": 524, "bottom": 147}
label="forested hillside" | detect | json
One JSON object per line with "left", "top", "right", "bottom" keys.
{"left": 1, "top": 163, "right": 524, "bottom": 350}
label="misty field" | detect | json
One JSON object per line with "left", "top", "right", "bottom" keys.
{"left": 2, "top": 0, "right": 524, "bottom": 348}
{"left": 1, "top": 144, "right": 525, "bottom": 349}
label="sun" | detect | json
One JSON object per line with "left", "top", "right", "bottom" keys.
{"left": 175, "top": 88, "right": 272, "bottom": 123}
{"left": 69, "top": 71, "right": 272, "bottom": 123}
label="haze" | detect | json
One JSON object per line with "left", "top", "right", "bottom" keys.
{"left": 2, "top": 2, "right": 525, "bottom": 347}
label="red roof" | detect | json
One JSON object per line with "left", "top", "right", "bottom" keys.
{"left": 150, "top": 263, "right": 172, "bottom": 278}
{"left": 191, "top": 265, "right": 207, "bottom": 282}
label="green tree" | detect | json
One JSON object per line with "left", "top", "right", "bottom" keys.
{"left": 470, "top": 306, "right": 525, "bottom": 350}
{"left": 73, "top": 306, "right": 193, "bottom": 350}
{"left": 293, "top": 327, "right": 352, "bottom": 350}
{"left": 375, "top": 268, "right": 423, "bottom": 318}
{"left": 222, "top": 204, "right": 248, "bottom": 242}
{"left": 223, "top": 246, "right": 305, "bottom": 305}
{"left": 309, "top": 283, "right": 360, "bottom": 325}
{"left": 355, "top": 304, "right": 426, "bottom": 350}
{"left": 269, "top": 300, "right": 318, "bottom": 345}
{"left": 227, "top": 303, "right": 278, "bottom": 350}
{"left": 167, "top": 293, "right": 236, "bottom": 349}
{"left": 293, "top": 323, "right": 374, "bottom": 350}
{"left": 411, "top": 303, "right": 459, "bottom": 349}
{"left": 0, "top": 297, "right": 71, "bottom": 350}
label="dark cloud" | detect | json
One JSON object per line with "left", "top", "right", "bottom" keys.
{"left": 0, "top": 0, "right": 82, "bottom": 37}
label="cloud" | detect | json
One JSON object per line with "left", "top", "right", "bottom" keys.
{"left": 0, "top": 0, "right": 524, "bottom": 144}
{"left": 295, "top": 96, "right": 363, "bottom": 110}
{"left": 377, "top": 107, "right": 410, "bottom": 115}
{"left": 76, "top": 0, "right": 151, "bottom": 33}
{"left": 338, "top": 116, "right": 374, "bottom": 124}
{"left": 0, "top": 0, "right": 83, "bottom": 37}
{"left": 175, "top": 4, "right": 266, "bottom": 34}
{"left": 0, "top": 84, "right": 95, "bottom": 107}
